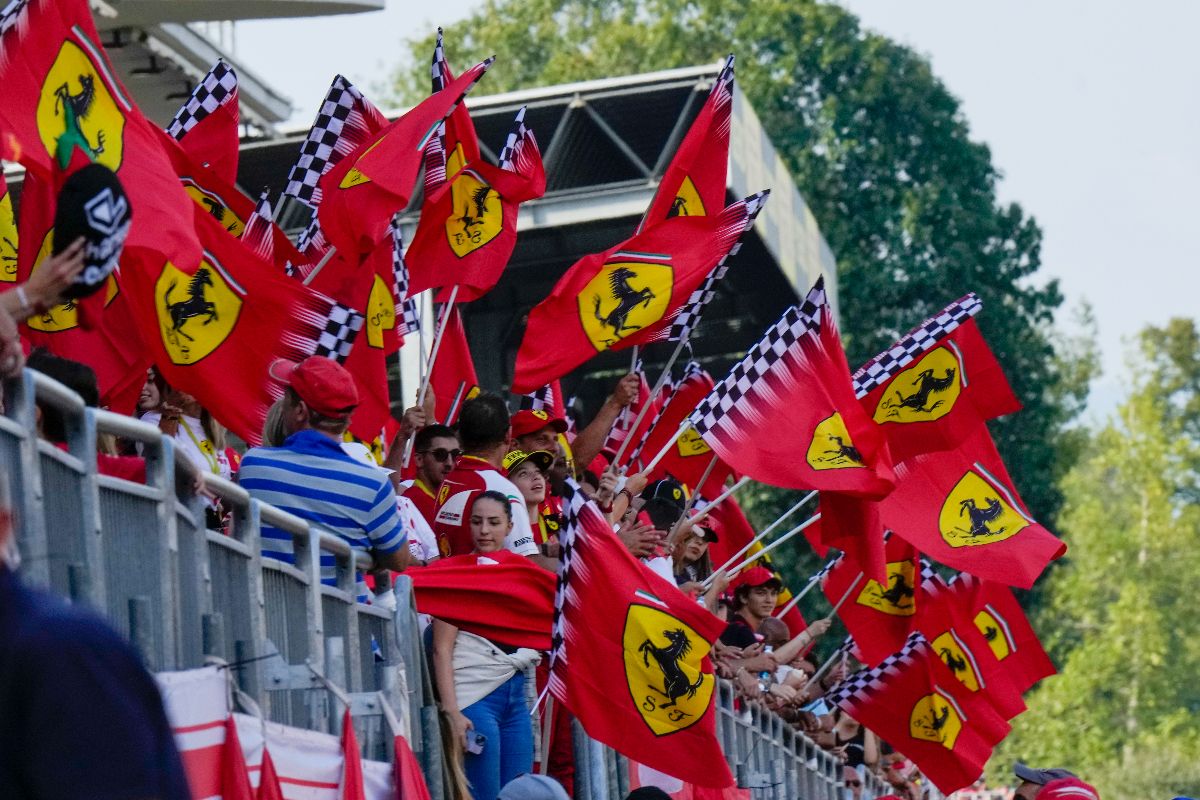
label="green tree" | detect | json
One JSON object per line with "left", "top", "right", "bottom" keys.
{"left": 991, "top": 320, "right": 1200, "bottom": 799}
{"left": 391, "top": 0, "right": 1081, "bottom": 527}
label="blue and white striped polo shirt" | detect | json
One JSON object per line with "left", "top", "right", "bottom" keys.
{"left": 239, "top": 430, "right": 406, "bottom": 595}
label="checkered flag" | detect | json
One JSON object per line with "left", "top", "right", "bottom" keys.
{"left": 284, "top": 75, "right": 389, "bottom": 209}
{"left": 549, "top": 477, "right": 592, "bottom": 674}
{"left": 687, "top": 295, "right": 820, "bottom": 436}
{"left": 422, "top": 29, "right": 453, "bottom": 193}
{"left": 851, "top": 293, "right": 983, "bottom": 399}
{"left": 519, "top": 383, "right": 556, "bottom": 412}
{"left": 624, "top": 361, "right": 698, "bottom": 467}
{"left": 312, "top": 303, "right": 365, "bottom": 364}
{"left": 826, "top": 632, "right": 928, "bottom": 705}
{"left": 667, "top": 190, "right": 769, "bottom": 343}
{"left": 240, "top": 187, "right": 274, "bottom": 264}
{"left": 0, "top": 1, "right": 34, "bottom": 60}
{"left": 167, "top": 59, "right": 238, "bottom": 141}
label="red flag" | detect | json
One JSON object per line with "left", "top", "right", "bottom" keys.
{"left": 394, "top": 734, "right": 433, "bottom": 800}
{"left": 879, "top": 425, "right": 1066, "bottom": 588}
{"left": 549, "top": 485, "right": 734, "bottom": 788}
{"left": 636, "top": 364, "right": 733, "bottom": 498}
{"left": 949, "top": 572, "right": 1056, "bottom": 695}
{"left": 428, "top": 304, "right": 479, "bottom": 425}
{"left": 409, "top": 550, "right": 555, "bottom": 649}
{"left": 167, "top": 59, "right": 240, "bottom": 185}
{"left": 512, "top": 194, "right": 766, "bottom": 394}
{"left": 826, "top": 633, "right": 1010, "bottom": 795}
{"left": 639, "top": 56, "right": 734, "bottom": 231}
{"left": 340, "top": 710, "right": 366, "bottom": 800}
{"left": 688, "top": 279, "right": 895, "bottom": 500}
{"left": 0, "top": 180, "right": 16, "bottom": 283}
{"left": 7, "top": 168, "right": 149, "bottom": 398}
{"left": 258, "top": 746, "right": 285, "bottom": 800}
{"left": 915, "top": 574, "right": 1027, "bottom": 721}
{"left": 852, "top": 296, "right": 1021, "bottom": 463}
{"left": 220, "top": 715, "right": 255, "bottom": 800}
{"left": 821, "top": 532, "right": 919, "bottom": 666}
{"left": 317, "top": 59, "right": 493, "bottom": 261}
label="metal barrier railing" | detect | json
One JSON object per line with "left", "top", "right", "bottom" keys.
{"left": 2, "top": 366, "right": 909, "bottom": 800}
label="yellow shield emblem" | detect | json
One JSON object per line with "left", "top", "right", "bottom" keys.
{"left": 856, "top": 560, "right": 917, "bottom": 616}
{"left": 675, "top": 426, "right": 712, "bottom": 458}
{"left": 873, "top": 346, "right": 963, "bottom": 424}
{"left": 623, "top": 601, "right": 713, "bottom": 736}
{"left": 339, "top": 139, "right": 382, "bottom": 189}
{"left": 366, "top": 273, "right": 396, "bottom": 349}
{"left": 665, "top": 175, "right": 705, "bottom": 218}
{"left": 909, "top": 691, "right": 964, "bottom": 750}
{"left": 0, "top": 190, "right": 17, "bottom": 283}
{"left": 26, "top": 228, "right": 118, "bottom": 332}
{"left": 37, "top": 40, "right": 126, "bottom": 171}
{"left": 155, "top": 257, "right": 243, "bottom": 364}
{"left": 806, "top": 412, "right": 865, "bottom": 470}
{"left": 182, "top": 178, "right": 245, "bottom": 236}
{"left": 939, "top": 470, "right": 1029, "bottom": 548}
{"left": 579, "top": 257, "right": 673, "bottom": 352}
{"left": 930, "top": 631, "right": 982, "bottom": 691}
{"left": 445, "top": 170, "right": 502, "bottom": 258}
{"left": 974, "top": 608, "right": 1012, "bottom": 660}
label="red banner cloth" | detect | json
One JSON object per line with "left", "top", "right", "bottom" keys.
{"left": 428, "top": 305, "right": 479, "bottom": 425}
{"left": 637, "top": 365, "right": 733, "bottom": 499}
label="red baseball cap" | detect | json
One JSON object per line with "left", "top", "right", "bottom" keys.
{"left": 732, "top": 565, "right": 783, "bottom": 592}
{"left": 511, "top": 409, "right": 568, "bottom": 439}
{"left": 270, "top": 357, "right": 359, "bottom": 418}
{"left": 1038, "top": 778, "right": 1099, "bottom": 800}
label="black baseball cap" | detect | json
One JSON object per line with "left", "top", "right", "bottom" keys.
{"left": 641, "top": 478, "right": 687, "bottom": 511}
{"left": 1013, "top": 763, "right": 1076, "bottom": 785}
{"left": 53, "top": 163, "right": 132, "bottom": 300}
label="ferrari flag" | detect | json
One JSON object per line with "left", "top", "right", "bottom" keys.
{"left": 549, "top": 482, "right": 733, "bottom": 788}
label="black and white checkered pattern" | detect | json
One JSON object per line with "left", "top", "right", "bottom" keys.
{"left": 667, "top": 190, "right": 769, "bottom": 343}
{"left": 312, "top": 303, "right": 364, "bottom": 364}
{"left": 497, "top": 106, "right": 533, "bottom": 171}
{"left": 0, "top": 1, "right": 34, "bottom": 66}
{"left": 796, "top": 276, "right": 827, "bottom": 329}
{"left": 400, "top": 297, "right": 421, "bottom": 337}
{"left": 852, "top": 293, "right": 983, "bottom": 398}
{"left": 549, "top": 478, "right": 591, "bottom": 673}
{"left": 826, "top": 632, "right": 928, "bottom": 705}
{"left": 625, "top": 362, "right": 698, "bottom": 466}
{"left": 284, "top": 75, "right": 386, "bottom": 208}
{"left": 519, "top": 383, "right": 556, "bottom": 412}
{"left": 431, "top": 27, "right": 450, "bottom": 93}
{"left": 422, "top": 29, "right": 454, "bottom": 192}
{"left": 688, "top": 299, "right": 820, "bottom": 435}
{"left": 167, "top": 60, "right": 237, "bottom": 141}
{"left": 240, "top": 187, "right": 274, "bottom": 263}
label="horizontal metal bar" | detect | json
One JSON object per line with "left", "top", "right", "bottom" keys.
{"left": 97, "top": 473, "right": 164, "bottom": 500}
{"left": 30, "top": 369, "right": 85, "bottom": 414}
{"left": 36, "top": 439, "right": 85, "bottom": 473}
{"left": 356, "top": 602, "right": 391, "bottom": 619}
{"left": 314, "top": 528, "right": 374, "bottom": 573}
{"left": 319, "top": 584, "right": 355, "bottom": 605}
{"left": 92, "top": 409, "right": 165, "bottom": 449}
{"left": 174, "top": 500, "right": 197, "bottom": 528}
{"left": 262, "top": 556, "right": 310, "bottom": 585}
{"left": 206, "top": 529, "right": 253, "bottom": 559}
{"left": 258, "top": 502, "right": 310, "bottom": 537}
{"left": 0, "top": 415, "right": 25, "bottom": 437}
{"left": 201, "top": 473, "right": 250, "bottom": 506}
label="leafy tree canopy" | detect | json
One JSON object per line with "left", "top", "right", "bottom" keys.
{"left": 391, "top": 0, "right": 1085, "bottom": 527}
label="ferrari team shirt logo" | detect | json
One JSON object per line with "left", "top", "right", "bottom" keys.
{"left": 579, "top": 254, "right": 673, "bottom": 351}
{"left": 665, "top": 176, "right": 705, "bottom": 218}
{"left": 25, "top": 228, "right": 118, "bottom": 332}
{"left": 0, "top": 191, "right": 16, "bottom": 282}
{"left": 181, "top": 178, "right": 245, "bottom": 236}
{"left": 873, "top": 345, "right": 964, "bottom": 424}
{"left": 155, "top": 256, "right": 244, "bottom": 364}
{"left": 366, "top": 273, "right": 396, "bottom": 348}
{"left": 856, "top": 560, "right": 917, "bottom": 616}
{"left": 930, "top": 630, "right": 983, "bottom": 692}
{"left": 37, "top": 40, "right": 126, "bottom": 171}
{"left": 974, "top": 606, "right": 1015, "bottom": 661}
{"left": 623, "top": 599, "right": 713, "bottom": 736}
{"left": 938, "top": 468, "right": 1031, "bottom": 548}
{"left": 908, "top": 689, "right": 965, "bottom": 750}
{"left": 806, "top": 412, "right": 865, "bottom": 470}
{"left": 675, "top": 426, "right": 713, "bottom": 458}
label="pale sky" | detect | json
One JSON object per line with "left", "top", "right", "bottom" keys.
{"left": 235, "top": 0, "right": 1200, "bottom": 418}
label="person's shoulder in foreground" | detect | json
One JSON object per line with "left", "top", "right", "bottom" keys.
{"left": 0, "top": 567, "right": 191, "bottom": 800}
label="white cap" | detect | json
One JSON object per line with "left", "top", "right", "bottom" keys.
{"left": 340, "top": 441, "right": 395, "bottom": 475}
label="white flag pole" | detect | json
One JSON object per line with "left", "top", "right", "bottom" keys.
{"left": 703, "top": 512, "right": 821, "bottom": 587}
{"left": 709, "top": 491, "right": 818, "bottom": 578}
{"left": 402, "top": 284, "right": 460, "bottom": 467}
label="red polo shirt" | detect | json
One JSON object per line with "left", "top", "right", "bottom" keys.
{"left": 402, "top": 478, "right": 439, "bottom": 528}
{"left": 432, "top": 456, "right": 536, "bottom": 558}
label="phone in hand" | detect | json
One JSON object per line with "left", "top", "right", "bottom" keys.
{"left": 466, "top": 730, "right": 487, "bottom": 755}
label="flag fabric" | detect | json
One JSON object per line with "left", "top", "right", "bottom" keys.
{"left": 604, "top": 366, "right": 653, "bottom": 461}
{"left": 220, "top": 714, "right": 255, "bottom": 800}
{"left": 240, "top": 187, "right": 274, "bottom": 263}
{"left": 428, "top": 304, "right": 479, "bottom": 425}
{"left": 519, "top": 379, "right": 566, "bottom": 421}
{"left": 166, "top": 58, "right": 240, "bottom": 185}
{"left": 407, "top": 106, "right": 546, "bottom": 302}
{"left": 625, "top": 365, "right": 681, "bottom": 468}
{"left": 814, "top": 491, "right": 889, "bottom": 584}
{"left": 639, "top": 55, "right": 734, "bottom": 232}
{"left": 852, "top": 295, "right": 1021, "bottom": 463}
{"left": 340, "top": 709, "right": 367, "bottom": 800}
{"left": 549, "top": 480, "right": 734, "bottom": 788}
{"left": 820, "top": 532, "right": 920, "bottom": 667}
{"left": 258, "top": 746, "right": 285, "bottom": 800}
{"left": 638, "top": 363, "right": 734, "bottom": 498}
{"left": 879, "top": 425, "right": 1066, "bottom": 589}
{"left": 826, "top": 633, "right": 1011, "bottom": 795}
{"left": 687, "top": 277, "right": 895, "bottom": 499}
{"left": 915, "top": 572, "right": 1028, "bottom": 721}
{"left": 409, "top": 549, "right": 556, "bottom": 650}
{"left": 316, "top": 59, "right": 493, "bottom": 261}
{"left": 394, "top": 735, "right": 433, "bottom": 800}
{"left": 948, "top": 572, "right": 1056, "bottom": 695}
{"left": 0, "top": 179, "right": 16, "bottom": 283}
{"left": 512, "top": 193, "right": 767, "bottom": 394}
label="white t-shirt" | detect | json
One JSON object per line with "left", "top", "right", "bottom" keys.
{"left": 400, "top": 495, "right": 440, "bottom": 562}
{"left": 433, "top": 461, "right": 537, "bottom": 557}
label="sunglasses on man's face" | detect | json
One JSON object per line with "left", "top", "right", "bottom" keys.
{"left": 420, "top": 448, "right": 462, "bottom": 463}
{"left": 845, "top": 780, "right": 862, "bottom": 788}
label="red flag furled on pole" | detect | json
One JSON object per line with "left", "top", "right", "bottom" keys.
{"left": 317, "top": 58, "right": 494, "bottom": 261}
{"left": 166, "top": 59, "right": 241, "bottom": 185}
{"left": 852, "top": 294, "right": 1021, "bottom": 464}
{"left": 825, "top": 632, "right": 1011, "bottom": 795}
{"left": 636, "top": 363, "right": 732, "bottom": 496}
{"left": 879, "top": 425, "right": 1066, "bottom": 589}
{"left": 512, "top": 192, "right": 768, "bottom": 394}
{"left": 549, "top": 481, "right": 734, "bottom": 788}
{"left": 428, "top": 304, "right": 479, "bottom": 425}
{"left": 948, "top": 572, "right": 1056, "bottom": 694}
{"left": 819, "top": 532, "right": 920, "bottom": 667}
{"left": 639, "top": 55, "right": 734, "bottom": 232}
{"left": 409, "top": 549, "right": 555, "bottom": 650}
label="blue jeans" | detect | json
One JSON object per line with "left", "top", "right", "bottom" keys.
{"left": 461, "top": 672, "right": 533, "bottom": 800}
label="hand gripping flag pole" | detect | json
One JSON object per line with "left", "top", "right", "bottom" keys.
{"left": 706, "top": 490, "right": 818, "bottom": 581}
{"left": 704, "top": 511, "right": 822, "bottom": 588}
{"left": 665, "top": 453, "right": 720, "bottom": 544}
{"left": 402, "top": 284, "right": 461, "bottom": 467}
